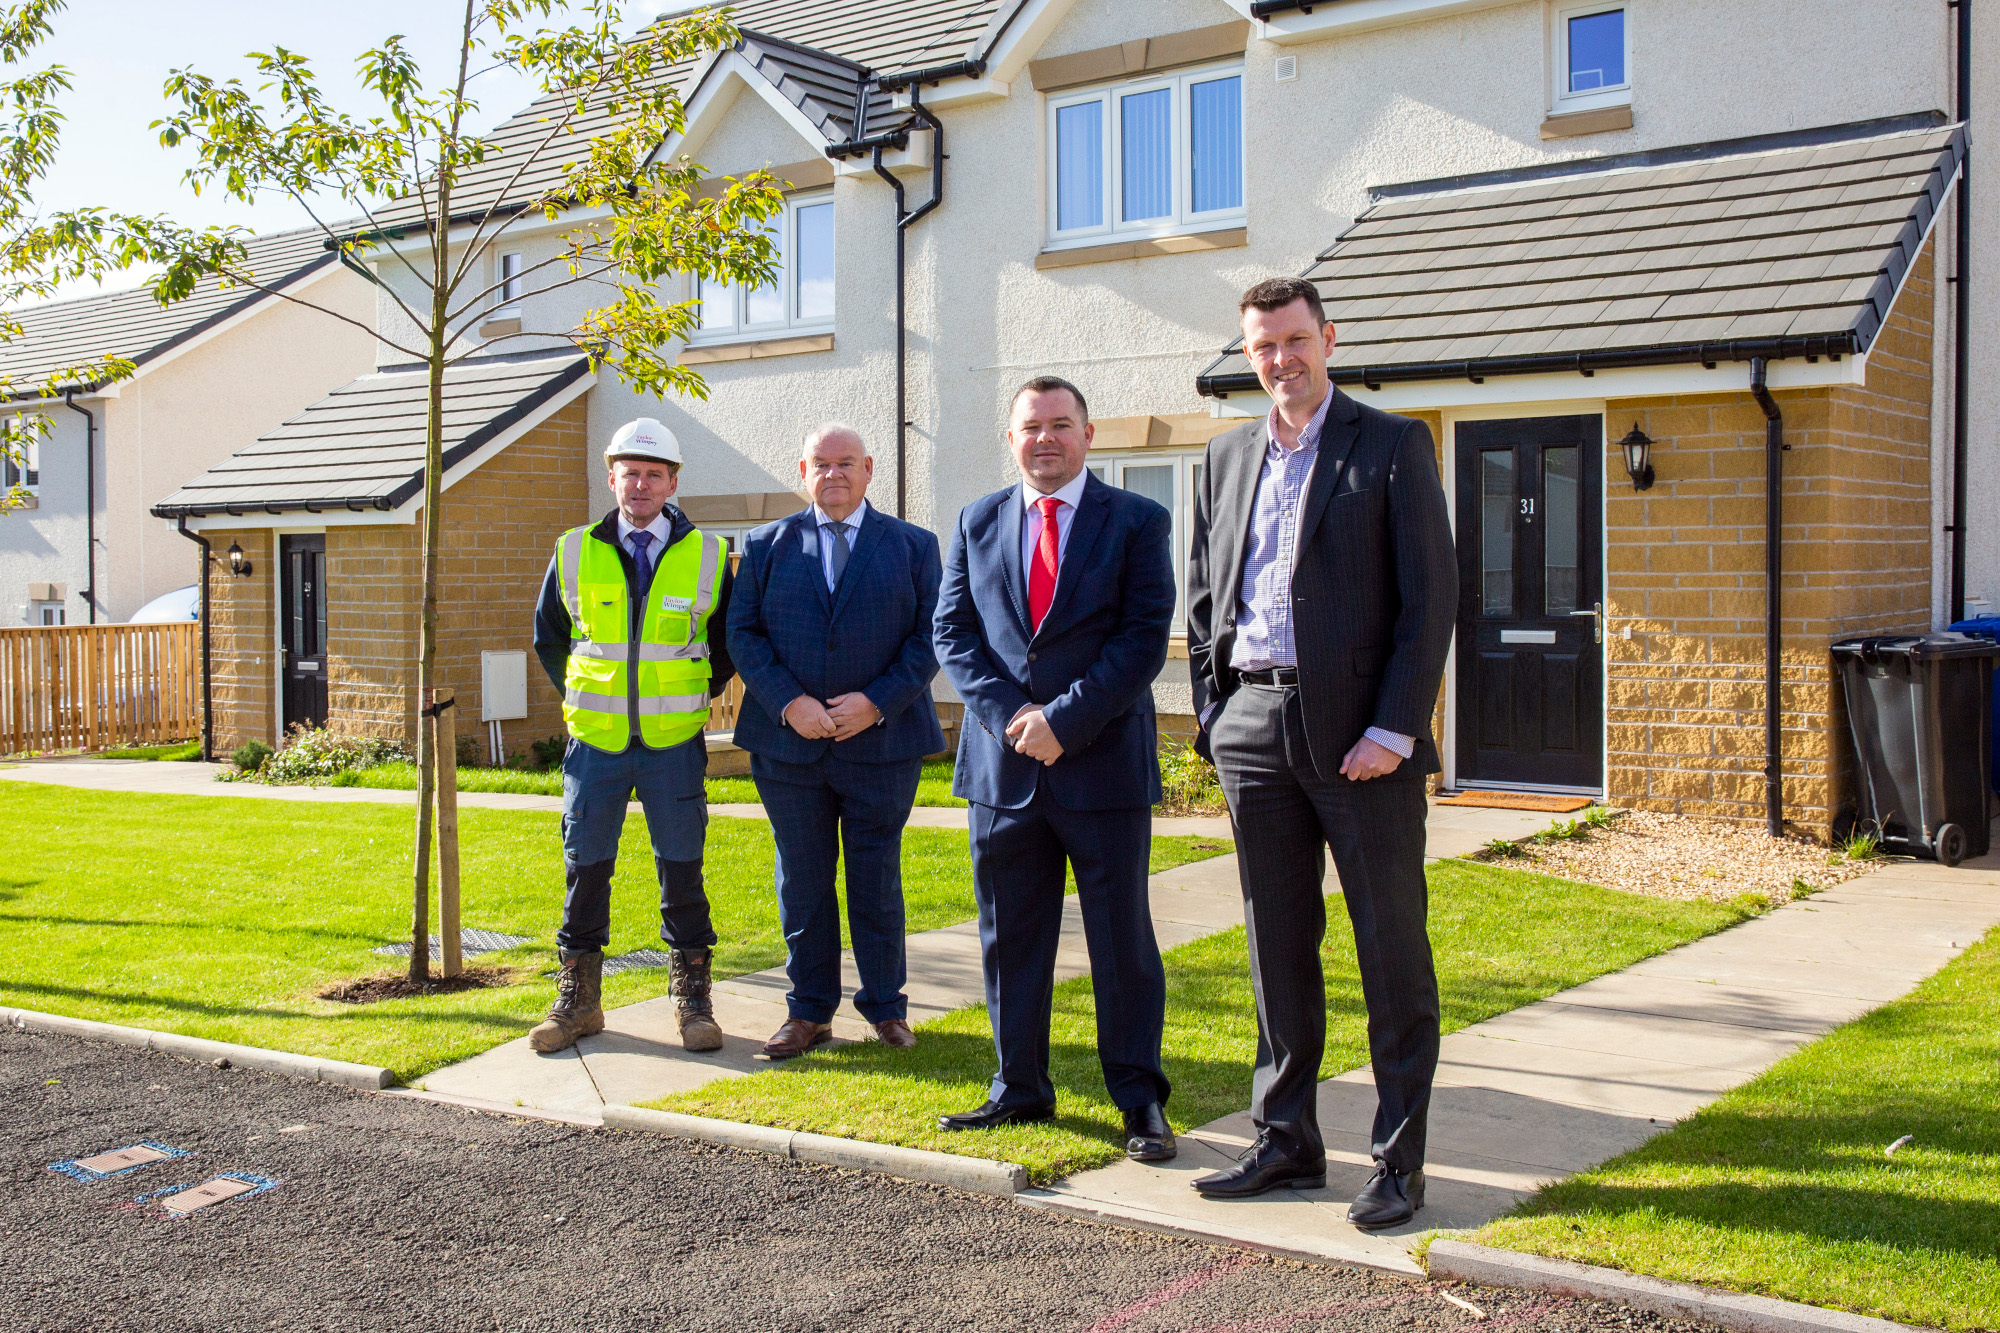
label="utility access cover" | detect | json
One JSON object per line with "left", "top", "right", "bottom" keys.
{"left": 49, "top": 1141, "right": 192, "bottom": 1182}
{"left": 602, "top": 950, "right": 674, "bottom": 976}
{"left": 152, "top": 1173, "right": 279, "bottom": 1217}
{"left": 373, "top": 928, "right": 532, "bottom": 960}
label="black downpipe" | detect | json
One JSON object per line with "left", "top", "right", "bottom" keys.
{"left": 62, "top": 391, "right": 96, "bottom": 623}
{"left": 870, "top": 85, "right": 948, "bottom": 520}
{"left": 1950, "top": 0, "right": 1972, "bottom": 622}
{"left": 1750, "top": 358, "right": 1786, "bottom": 837}
{"left": 174, "top": 516, "right": 215, "bottom": 761}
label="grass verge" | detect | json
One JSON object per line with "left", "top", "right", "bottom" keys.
{"left": 651, "top": 862, "right": 1763, "bottom": 1182}
{"left": 0, "top": 784, "right": 1228, "bottom": 1080}
{"left": 1473, "top": 926, "right": 2000, "bottom": 1333}
{"left": 98, "top": 740, "right": 203, "bottom": 761}
{"left": 333, "top": 757, "right": 967, "bottom": 806}
{"left": 707, "top": 759, "right": 964, "bottom": 808}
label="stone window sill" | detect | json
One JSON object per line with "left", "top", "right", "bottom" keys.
{"left": 478, "top": 316, "right": 523, "bottom": 339}
{"left": 1541, "top": 104, "right": 1634, "bottom": 139}
{"left": 678, "top": 333, "right": 834, "bottom": 366}
{"left": 6, "top": 494, "right": 38, "bottom": 509}
{"left": 1036, "top": 227, "right": 1247, "bottom": 271}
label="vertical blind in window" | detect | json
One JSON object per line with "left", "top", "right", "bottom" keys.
{"left": 1050, "top": 64, "right": 1243, "bottom": 240}
{"left": 1120, "top": 88, "right": 1172, "bottom": 223}
{"left": 1056, "top": 102, "right": 1105, "bottom": 231}
{"left": 1189, "top": 76, "right": 1243, "bottom": 214}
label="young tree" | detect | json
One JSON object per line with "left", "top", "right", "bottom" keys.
{"left": 30, "top": 0, "right": 782, "bottom": 978}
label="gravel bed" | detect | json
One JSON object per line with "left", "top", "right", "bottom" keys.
{"left": 1471, "top": 809, "right": 1876, "bottom": 902}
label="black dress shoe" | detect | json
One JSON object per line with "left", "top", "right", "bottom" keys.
{"left": 1347, "top": 1162, "right": 1425, "bottom": 1230}
{"left": 937, "top": 1100, "right": 1056, "bottom": 1132}
{"left": 1191, "top": 1134, "right": 1325, "bottom": 1199}
{"left": 1122, "top": 1103, "right": 1177, "bottom": 1162}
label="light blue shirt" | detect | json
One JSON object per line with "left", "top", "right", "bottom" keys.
{"left": 616, "top": 511, "right": 670, "bottom": 572}
{"left": 1230, "top": 392, "right": 1413, "bottom": 760}
{"left": 813, "top": 498, "right": 867, "bottom": 590}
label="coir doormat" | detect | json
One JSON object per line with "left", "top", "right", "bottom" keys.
{"left": 1436, "top": 791, "right": 1594, "bottom": 813}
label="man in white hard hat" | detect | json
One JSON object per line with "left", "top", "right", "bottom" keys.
{"left": 528, "top": 417, "right": 735, "bottom": 1054}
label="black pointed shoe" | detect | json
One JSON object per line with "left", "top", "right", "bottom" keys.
{"left": 1347, "top": 1163, "right": 1425, "bottom": 1230}
{"left": 1122, "top": 1103, "right": 1177, "bottom": 1162}
{"left": 937, "top": 1100, "right": 1056, "bottom": 1132}
{"left": 1191, "top": 1134, "right": 1326, "bottom": 1199}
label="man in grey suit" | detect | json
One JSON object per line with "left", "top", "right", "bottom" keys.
{"left": 1185, "top": 277, "right": 1457, "bottom": 1228}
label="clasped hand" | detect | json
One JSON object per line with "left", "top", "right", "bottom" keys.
{"left": 1006, "top": 705, "right": 1064, "bottom": 766}
{"left": 783, "top": 692, "right": 881, "bottom": 741}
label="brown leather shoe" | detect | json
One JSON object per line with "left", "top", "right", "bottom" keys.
{"left": 871, "top": 1019, "right": 916, "bottom": 1048}
{"left": 759, "top": 1017, "right": 832, "bottom": 1061}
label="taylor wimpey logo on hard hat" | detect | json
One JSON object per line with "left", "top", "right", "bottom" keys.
{"left": 606, "top": 417, "right": 683, "bottom": 466}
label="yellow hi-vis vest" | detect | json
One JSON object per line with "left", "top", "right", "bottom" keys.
{"left": 556, "top": 523, "right": 725, "bottom": 752}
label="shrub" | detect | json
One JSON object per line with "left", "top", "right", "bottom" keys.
{"left": 231, "top": 739, "right": 272, "bottom": 773}
{"left": 258, "top": 727, "right": 410, "bottom": 785}
{"left": 1157, "top": 741, "right": 1226, "bottom": 815}
{"left": 454, "top": 732, "right": 483, "bottom": 770}
{"left": 529, "top": 734, "right": 567, "bottom": 771}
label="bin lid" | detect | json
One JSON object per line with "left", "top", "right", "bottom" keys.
{"left": 1831, "top": 632, "right": 2000, "bottom": 660}
{"left": 1947, "top": 616, "right": 2000, "bottom": 641}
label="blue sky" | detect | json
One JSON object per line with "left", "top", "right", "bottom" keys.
{"left": 30, "top": 0, "right": 688, "bottom": 300}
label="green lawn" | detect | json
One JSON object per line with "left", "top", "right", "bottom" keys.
{"left": 334, "top": 757, "right": 967, "bottom": 806}
{"left": 0, "top": 784, "right": 1226, "bottom": 1081}
{"left": 652, "top": 863, "right": 1764, "bottom": 1181}
{"left": 706, "top": 759, "right": 964, "bottom": 808}
{"left": 1473, "top": 926, "right": 2000, "bottom": 1333}
{"left": 98, "top": 740, "right": 203, "bottom": 761}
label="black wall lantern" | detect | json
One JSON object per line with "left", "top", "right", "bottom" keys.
{"left": 1619, "top": 424, "right": 1656, "bottom": 492}
{"left": 226, "top": 541, "right": 254, "bottom": 577}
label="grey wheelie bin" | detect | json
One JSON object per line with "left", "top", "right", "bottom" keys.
{"left": 1830, "top": 632, "right": 1998, "bottom": 866}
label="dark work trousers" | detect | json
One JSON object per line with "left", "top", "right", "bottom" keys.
{"left": 1208, "top": 683, "right": 1438, "bottom": 1172}
{"left": 751, "top": 750, "right": 923, "bottom": 1025}
{"left": 968, "top": 778, "right": 1170, "bottom": 1112}
{"left": 556, "top": 735, "right": 717, "bottom": 953}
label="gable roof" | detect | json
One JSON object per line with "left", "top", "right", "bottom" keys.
{"left": 1197, "top": 117, "right": 1963, "bottom": 396}
{"left": 150, "top": 351, "right": 591, "bottom": 519}
{"left": 0, "top": 226, "right": 339, "bottom": 398}
{"left": 372, "top": 0, "right": 999, "bottom": 235}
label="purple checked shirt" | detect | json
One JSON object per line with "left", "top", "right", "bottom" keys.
{"left": 1229, "top": 392, "right": 1414, "bottom": 760}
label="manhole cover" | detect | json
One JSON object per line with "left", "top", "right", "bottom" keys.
{"left": 373, "top": 928, "right": 532, "bottom": 960}
{"left": 50, "top": 1141, "right": 192, "bottom": 1182}
{"left": 602, "top": 949, "right": 674, "bottom": 976}
{"left": 151, "top": 1173, "right": 279, "bottom": 1217}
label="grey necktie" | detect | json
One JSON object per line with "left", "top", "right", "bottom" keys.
{"left": 823, "top": 521, "right": 851, "bottom": 589}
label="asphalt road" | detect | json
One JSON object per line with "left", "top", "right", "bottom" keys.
{"left": 6, "top": 1026, "right": 1720, "bottom": 1333}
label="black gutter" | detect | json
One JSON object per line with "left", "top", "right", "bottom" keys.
{"left": 1949, "top": 0, "right": 1971, "bottom": 622}
{"left": 174, "top": 517, "right": 214, "bottom": 761}
{"left": 1249, "top": 0, "right": 1318, "bottom": 16}
{"left": 1196, "top": 332, "right": 1859, "bottom": 397}
{"left": 63, "top": 392, "right": 97, "bottom": 623}
{"left": 1749, "top": 358, "right": 1787, "bottom": 839}
{"left": 875, "top": 59, "right": 986, "bottom": 92}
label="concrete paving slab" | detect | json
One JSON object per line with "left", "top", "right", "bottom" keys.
{"left": 1536, "top": 971, "right": 1874, "bottom": 1034}
{"left": 1621, "top": 951, "right": 1943, "bottom": 1002}
{"left": 1464, "top": 1001, "right": 1823, "bottom": 1073}
{"left": 1433, "top": 1033, "right": 1757, "bottom": 1120}
{"left": 415, "top": 1037, "right": 604, "bottom": 1117}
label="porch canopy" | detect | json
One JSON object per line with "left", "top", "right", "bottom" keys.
{"left": 1196, "top": 115, "right": 1963, "bottom": 397}
{"left": 151, "top": 351, "right": 589, "bottom": 519}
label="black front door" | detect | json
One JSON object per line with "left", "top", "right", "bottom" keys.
{"left": 1455, "top": 416, "right": 1604, "bottom": 790}
{"left": 281, "top": 534, "right": 328, "bottom": 732}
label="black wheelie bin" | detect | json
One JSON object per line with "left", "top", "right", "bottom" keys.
{"left": 1830, "top": 632, "right": 1998, "bottom": 866}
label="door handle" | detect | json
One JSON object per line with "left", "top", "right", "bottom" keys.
{"left": 1569, "top": 602, "right": 1603, "bottom": 644}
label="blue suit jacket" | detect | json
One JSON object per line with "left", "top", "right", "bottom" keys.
{"left": 728, "top": 504, "right": 945, "bottom": 766}
{"left": 934, "top": 474, "right": 1174, "bottom": 811}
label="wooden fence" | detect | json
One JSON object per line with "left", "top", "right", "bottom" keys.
{"left": 0, "top": 622, "right": 200, "bottom": 755}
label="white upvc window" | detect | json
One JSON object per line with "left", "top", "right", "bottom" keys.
{"left": 1046, "top": 62, "right": 1245, "bottom": 249}
{"left": 3, "top": 430, "right": 39, "bottom": 492}
{"left": 496, "top": 251, "right": 525, "bottom": 311}
{"left": 693, "top": 191, "right": 834, "bottom": 342}
{"left": 1086, "top": 449, "right": 1202, "bottom": 626}
{"left": 1552, "top": 1, "right": 1630, "bottom": 112}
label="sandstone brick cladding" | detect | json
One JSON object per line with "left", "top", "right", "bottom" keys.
{"left": 204, "top": 399, "right": 590, "bottom": 758}
{"left": 1599, "top": 247, "right": 1937, "bottom": 836}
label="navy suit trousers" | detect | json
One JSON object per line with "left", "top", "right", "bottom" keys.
{"left": 969, "top": 781, "right": 1169, "bottom": 1111}
{"left": 752, "top": 751, "right": 922, "bottom": 1024}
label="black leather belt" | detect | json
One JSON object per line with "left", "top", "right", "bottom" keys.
{"left": 1236, "top": 667, "right": 1299, "bottom": 686}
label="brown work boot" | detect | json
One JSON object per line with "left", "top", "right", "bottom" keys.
{"left": 872, "top": 1019, "right": 916, "bottom": 1049}
{"left": 529, "top": 948, "right": 604, "bottom": 1053}
{"left": 670, "top": 947, "right": 724, "bottom": 1052}
{"left": 760, "top": 1017, "right": 833, "bottom": 1061}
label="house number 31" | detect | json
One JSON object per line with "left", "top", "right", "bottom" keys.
{"left": 1519, "top": 498, "right": 1535, "bottom": 520}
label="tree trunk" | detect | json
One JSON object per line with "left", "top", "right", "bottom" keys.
{"left": 408, "top": 344, "right": 445, "bottom": 984}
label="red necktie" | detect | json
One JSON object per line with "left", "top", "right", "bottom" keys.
{"left": 1029, "top": 496, "right": 1061, "bottom": 630}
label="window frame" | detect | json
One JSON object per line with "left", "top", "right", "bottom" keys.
{"left": 690, "top": 189, "right": 836, "bottom": 346}
{"left": 496, "top": 251, "right": 525, "bottom": 312}
{"left": 3, "top": 428, "right": 40, "bottom": 493}
{"left": 1086, "top": 448, "right": 1201, "bottom": 627}
{"left": 1045, "top": 60, "right": 1247, "bottom": 252}
{"left": 1551, "top": 1, "right": 1631, "bottom": 113}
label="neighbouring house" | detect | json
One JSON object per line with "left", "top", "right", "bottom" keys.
{"left": 1, "top": 226, "right": 377, "bottom": 626}
{"left": 158, "top": 0, "right": 1997, "bottom": 835}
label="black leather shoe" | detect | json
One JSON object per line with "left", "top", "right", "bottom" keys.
{"left": 1347, "top": 1162, "right": 1425, "bottom": 1230}
{"left": 1122, "top": 1103, "right": 1177, "bottom": 1162}
{"left": 1191, "top": 1134, "right": 1325, "bottom": 1199}
{"left": 937, "top": 1100, "right": 1056, "bottom": 1132}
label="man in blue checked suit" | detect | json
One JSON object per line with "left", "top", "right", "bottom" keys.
{"left": 728, "top": 424, "right": 945, "bottom": 1060}
{"left": 931, "top": 376, "right": 1179, "bottom": 1164}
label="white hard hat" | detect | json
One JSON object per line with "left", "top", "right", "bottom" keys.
{"left": 606, "top": 417, "right": 682, "bottom": 466}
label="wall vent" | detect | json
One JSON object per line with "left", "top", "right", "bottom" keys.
{"left": 1275, "top": 56, "right": 1297, "bottom": 82}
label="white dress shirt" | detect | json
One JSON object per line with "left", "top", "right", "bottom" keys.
{"left": 812, "top": 498, "right": 868, "bottom": 590}
{"left": 615, "top": 511, "right": 671, "bottom": 572}
{"left": 1020, "top": 469, "right": 1090, "bottom": 578}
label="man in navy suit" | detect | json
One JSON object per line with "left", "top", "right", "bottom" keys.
{"left": 729, "top": 424, "right": 945, "bottom": 1060}
{"left": 932, "top": 377, "right": 1178, "bottom": 1162}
